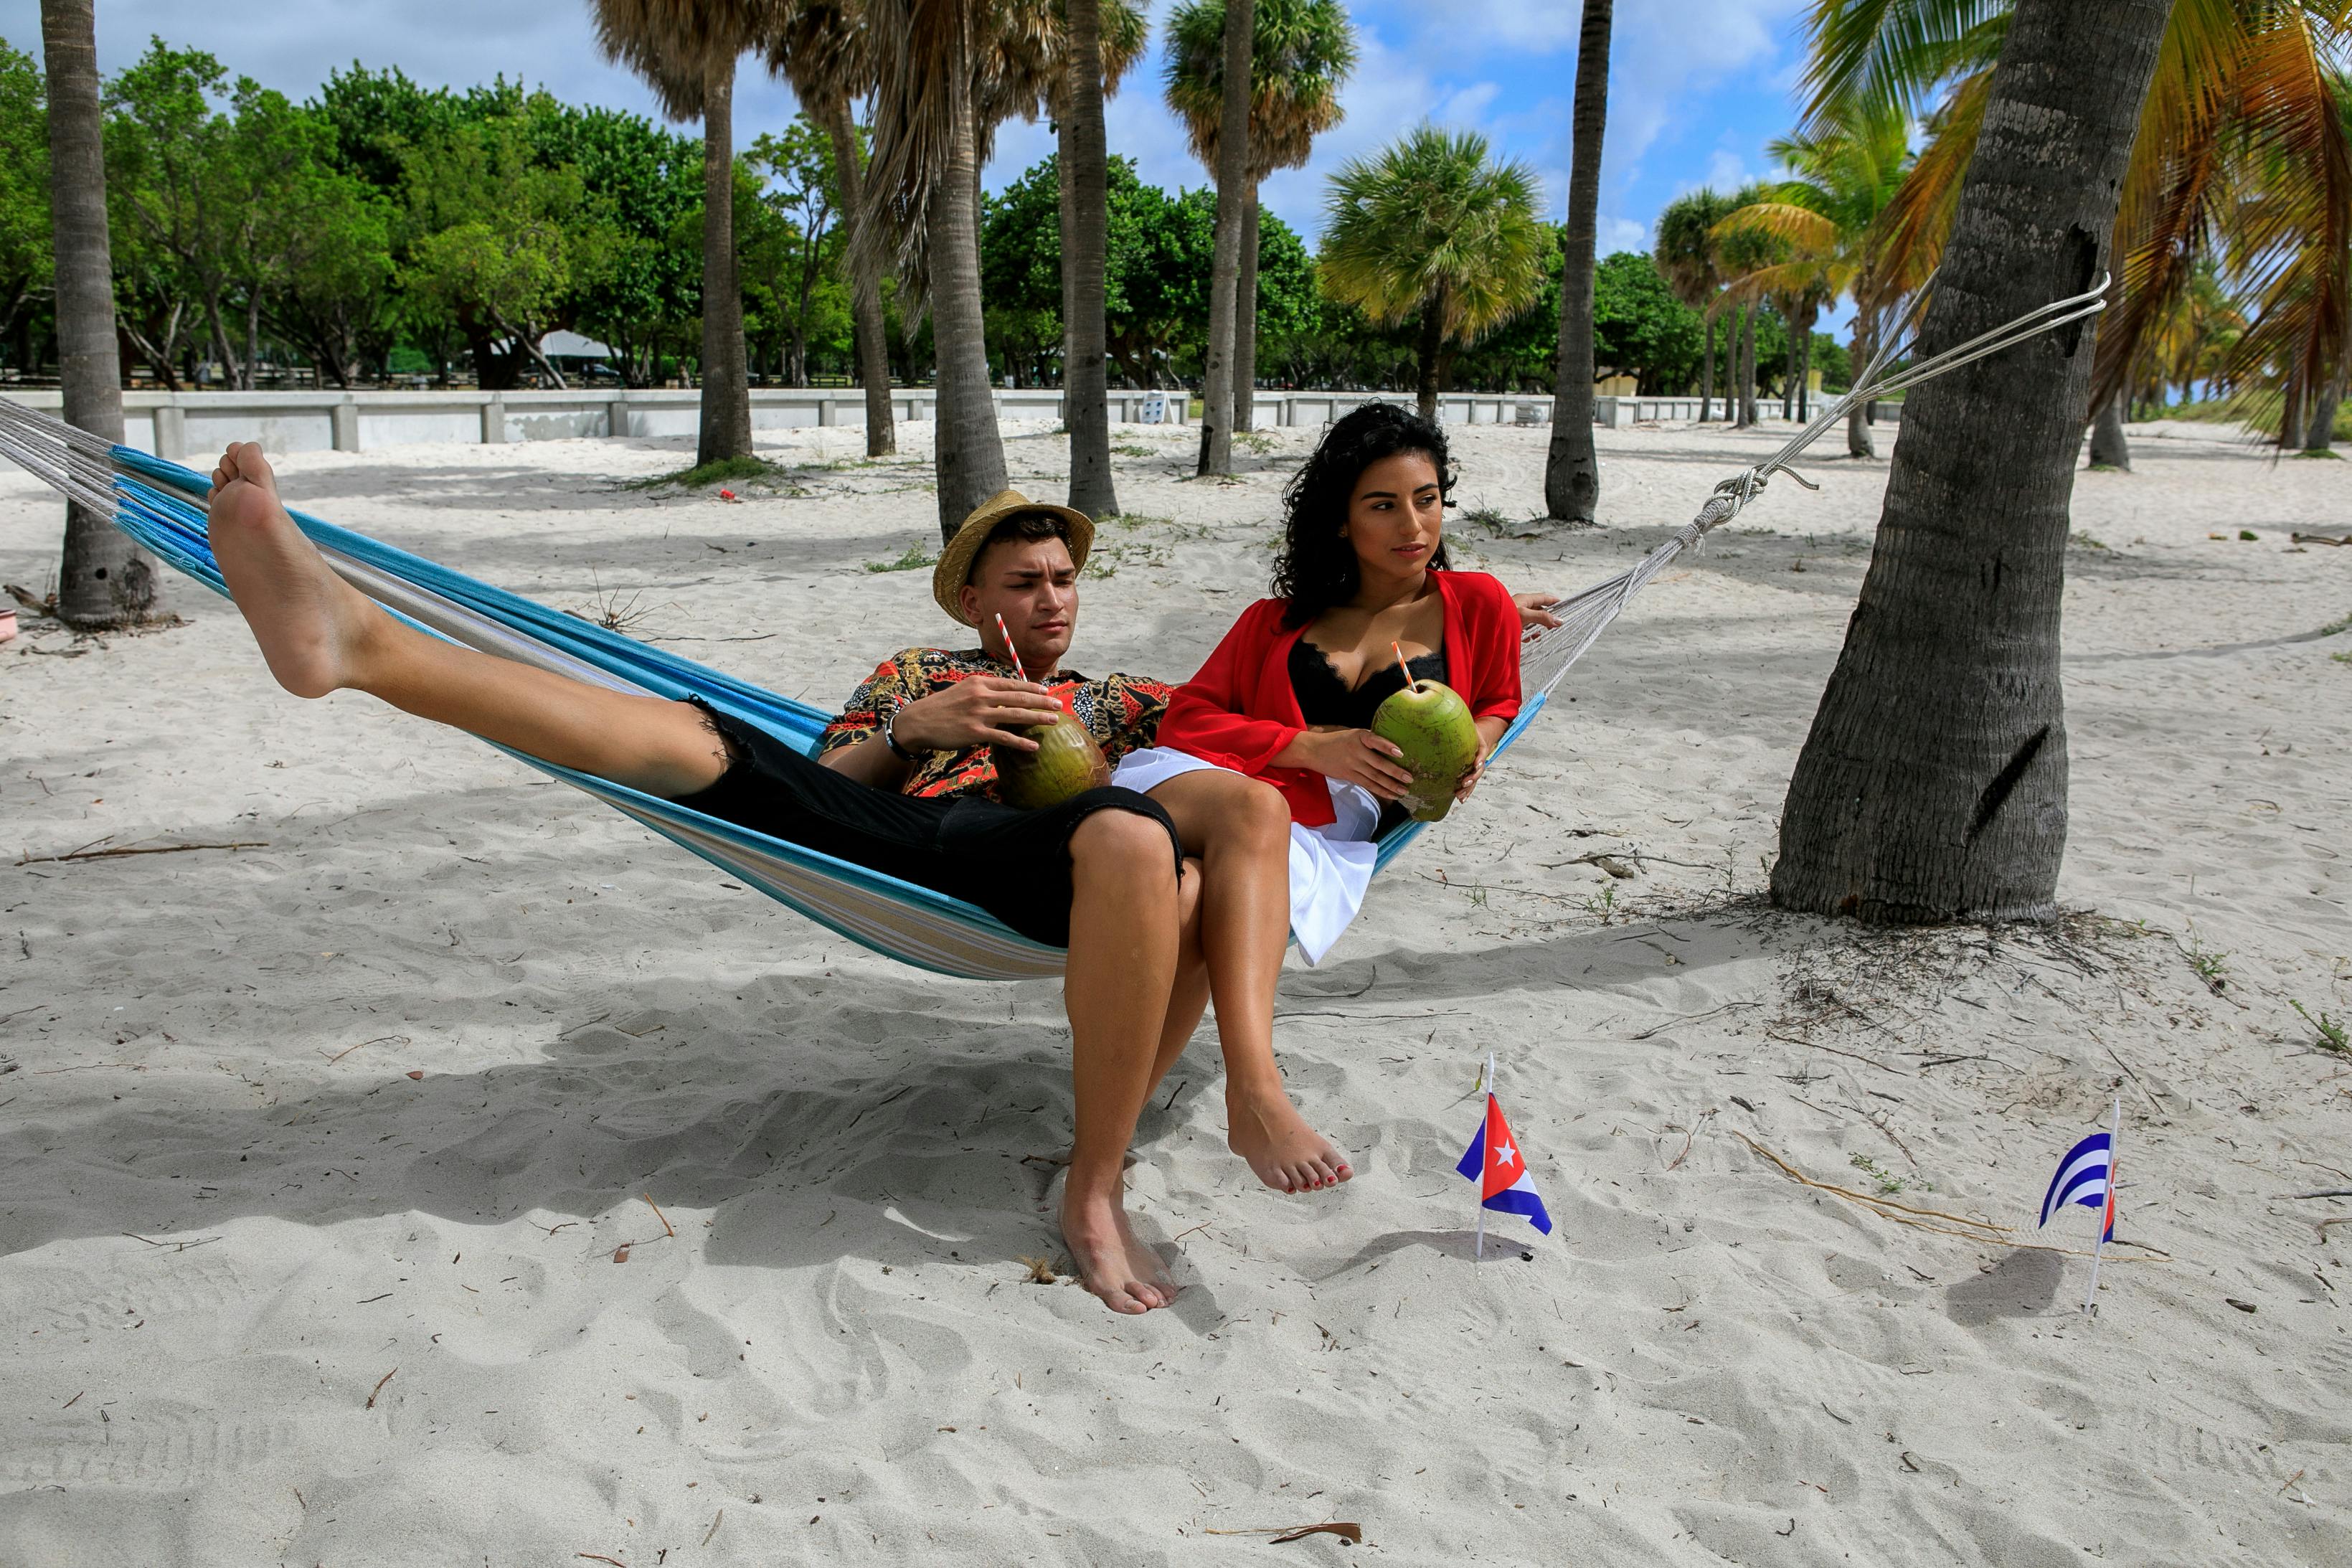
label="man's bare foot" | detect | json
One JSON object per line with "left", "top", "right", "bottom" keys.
{"left": 1227, "top": 1086, "right": 1352, "bottom": 1194}
{"left": 1058, "top": 1181, "right": 1179, "bottom": 1316}
{"left": 204, "top": 441, "right": 374, "bottom": 699}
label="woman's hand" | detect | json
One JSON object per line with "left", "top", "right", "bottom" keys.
{"left": 1513, "top": 590, "right": 1564, "bottom": 638}
{"left": 1273, "top": 726, "right": 1417, "bottom": 800}
{"left": 1453, "top": 718, "right": 1508, "bottom": 803}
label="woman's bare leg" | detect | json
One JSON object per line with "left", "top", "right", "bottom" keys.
{"left": 1145, "top": 770, "right": 1353, "bottom": 1194}
{"left": 204, "top": 442, "right": 724, "bottom": 798}
{"left": 1059, "top": 812, "right": 1187, "bottom": 1314}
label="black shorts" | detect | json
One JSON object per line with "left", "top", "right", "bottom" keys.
{"left": 671, "top": 702, "right": 1181, "bottom": 947}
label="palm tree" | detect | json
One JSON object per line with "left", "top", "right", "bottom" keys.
{"left": 41, "top": 0, "right": 157, "bottom": 628}
{"left": 1708, "top": 184, "right": 1780, "bottom": 430}
{"left": 1163, "top": 0, "right": 1356, "bottom": 433}
{"left": 592, "top": 0, "right": 778, "bottom": 468}
{"left": 1771, "top": 0, "right": 2171, "bottom": 925}
{"left": 1060, "top": 0, "right": 1119, "bottom": 517}
{"left": 1320, "top": 127, "right": 1547, "bottom": 425}
{"left": 1653, "top": 190, "right": 1739, "bottom": 422}
{"left": 1193, "top": 0, "right": 1255, "bottom": 476}
{"left": 1800, "top": 0, "right": 2352, "bottom": 457}
{"left": 861, "top": 0, "right": 1010, "bottom": 540}
{"left": 768, "top": 1, "right": 895, "bottom": 457}
{"left": 1712, "top": 106, "right": 1909, "bottom": 454}
{"left": 993, "top": 0, "right": 1150, "bottom": 517}
{"left": 1544, "top": 0, "right": 1612, "bottom": 524}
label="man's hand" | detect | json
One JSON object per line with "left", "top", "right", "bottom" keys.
{"left": 892, "top": 676, "right": 1067, "bottom": 753}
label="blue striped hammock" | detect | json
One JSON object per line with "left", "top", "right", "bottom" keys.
{"left": 0, "top": 291, "right": 2097, "bottom": 977}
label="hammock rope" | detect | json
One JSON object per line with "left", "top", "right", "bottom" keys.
{"left": 0, "top": 276, "right": 2105, "bottom": 980}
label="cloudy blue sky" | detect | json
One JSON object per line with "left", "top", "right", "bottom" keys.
{"left": 0, "top": 0, "right": 1818, "bottom": 252}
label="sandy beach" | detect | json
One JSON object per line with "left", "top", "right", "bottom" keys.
{"left": 1, "top": 414, "right": 2346, "bottom": 1564}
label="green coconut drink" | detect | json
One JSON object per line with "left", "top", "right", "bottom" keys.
{"left": 993, "top": 706, "right": 1112, "bottom": 809}
{"left": 1371, "top": 676, "right": 1482, "bottom": 822}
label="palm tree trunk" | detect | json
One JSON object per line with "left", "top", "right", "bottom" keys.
{"left": 1796, "top": 314, "right": 1813, "bottom": 422}
{"left": 928, "top": 97, "right": 1010, "bottom": 542}
{"left": 1780, "top": 316, "right": 1798, "bottom": 420}
{"left": 1057, "top": 120, "right": 1077, "bottom": 386}
{"left": 1699, "top": 312, "right": 1714, "bottom": 422}
{"left": 1195, "top": 0, "right": 1252, "bottom": 476}
{"left": 1414, "top": 299, "right": 1445, "bottom": 425}
{"left": 42, "top": 0, "right": 158, "bottom": 630}
{"left": 1232, "top": 190, "right": 1260, "bottom": 434}
{"left": 1770, "top": 0, "right": 2170, "bottom": 925}
{"left": 2306, "top": 379, "right": 2339, "bottom": 453}
{"left": 818, "top": 95, "right": 896, "bottom": 458}
{"left": 696, "top": 58, "right": 754, "bottom": 467}
{"left": 1544, "top": 0, "right": 1612, "bottom": 523}
{"left": 2087, "top": 387, "right": 2130, "bottom": 469}
{"left": 1063, "top": 0, "right": 1119, "bottom": 519}
{"left": 1742, "top": 306, "right": 1759, "bottom": 425}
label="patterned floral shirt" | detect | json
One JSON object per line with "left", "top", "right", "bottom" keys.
{"left": 820, "top": 646, "right": 1173, "bottom": 800}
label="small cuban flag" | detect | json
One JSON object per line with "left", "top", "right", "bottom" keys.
{"left": 1456, "top": 1088, "right": 1553, "bottom": 1250}
{"left": 2039, "top": 1096, "right": 2122, "bottom": 1312}
{"left": 2039, "top": 1128, "right": 2116, "bottom": 1242}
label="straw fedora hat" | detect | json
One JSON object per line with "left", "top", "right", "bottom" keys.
{"left": 931, "top": 488, "right": 1095, "bottom": 624}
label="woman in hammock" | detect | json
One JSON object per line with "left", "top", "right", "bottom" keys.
{"left": 1119, "top": 400, "right": 1521, "bottom": 970}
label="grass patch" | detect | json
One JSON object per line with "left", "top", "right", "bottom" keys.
{"left": 863, "top": 542, "right": 937, "bottom": 574}
{"left": 2164, "top": 393, "right": 2352, "bottom": 443}
{"left": 1234, "top": 428, "right": 1280, "bottom": 455}
{"left": 628, "top": 454, "right": 791, "bottom": 490}
{"left": 1848, "top": 1153, "right": 1930, "bottom": 1196}
{"left": 2292, "top": 1000, "right": 2348, "bottom": 1053}
{"left": 2318, "top": 610, "right": 2351, "bottom": 637}
{"left": 1111, "top": 442, "right": 1156, "bottom": 458}
{"left": 2070, "top": 530, "right": 2110, "bottom": 551}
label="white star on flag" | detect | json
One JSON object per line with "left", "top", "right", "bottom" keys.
{"left": 1492, "top": 1140, "right": 1516, "bottom": 1170}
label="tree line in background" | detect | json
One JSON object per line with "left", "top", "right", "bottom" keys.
{"left": 0, "top": 36, "right": 1788, "bottom": 409}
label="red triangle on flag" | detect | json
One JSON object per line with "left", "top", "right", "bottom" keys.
{"left": 1481, "top": 1094, "right": 1524, "bottom": 1201}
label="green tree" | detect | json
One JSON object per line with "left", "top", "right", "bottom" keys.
{"left": 744, "top": 117, "right": 847, "bottom": 387}
{"left": 1319, "top": 125, "right": 1547, "bottom": 422}
{"left": 1653, "top": 189, "right": 1739, "bottom": 419}
{"left": 1163, "top": 0, "right": 1356, "bottom": 431}
{"left": 0, "top": 39, "right": 48, "bottom": 377}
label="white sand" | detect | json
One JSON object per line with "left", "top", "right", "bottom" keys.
{"left": 1, "top": 415, "right": 2347, "bottom": 1564}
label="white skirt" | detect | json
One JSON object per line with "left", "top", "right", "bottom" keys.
{"left": 1110, "top": 745, "right": 1379, "bottom": 965}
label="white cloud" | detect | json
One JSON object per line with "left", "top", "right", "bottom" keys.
{"left": 1600, "top": 214, "right": 1648, "bottom": 255}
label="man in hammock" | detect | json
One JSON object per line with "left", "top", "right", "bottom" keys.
{"left": 203, "top": 443, "right": 1204, "bottom": 1316}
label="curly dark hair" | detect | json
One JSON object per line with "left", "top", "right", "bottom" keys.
{"left": 1270, "top": 401, "right": 1455, "bottom": 626}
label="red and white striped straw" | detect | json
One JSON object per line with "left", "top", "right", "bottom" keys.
{"left": 1393, "top": 641, "right": 1417, "bottom": 692}
{"left": 994, "top": 613, "right": 1030, "bottom": 683}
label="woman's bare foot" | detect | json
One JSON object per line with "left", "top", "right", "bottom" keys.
{"left": 1227, "top": 1085, "right": 1352, "bottom": 1194}
{"left": 204, "top": 441, "right": 375, "bottom": 698}
{"left": 1058, "top": 1179, "right": 1179, "bottom": 1316}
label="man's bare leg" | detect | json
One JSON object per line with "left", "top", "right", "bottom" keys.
{"left": 204, "top": 442, "right": 723, "bottom": 795}
{"left": 1144, "top": 770, "right": 1353, "bottom": 1194}
{"left": 1060, "top": 812, "right": 1188, "bottom": 1314}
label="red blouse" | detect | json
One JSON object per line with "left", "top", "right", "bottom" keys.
{"left": 1156, "top": 570, "right": 1525, "bottom": 827}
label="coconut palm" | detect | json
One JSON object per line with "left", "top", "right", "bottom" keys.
{"left": 1771, "top": 0, "right": 2171, "bottom": 925}
{"left": 861, "top": 0, "right": 1012, "bottom": 540}
{"left": 1191, "top": 0, "right": 1255, "bottom": 475}
{"left": 1544, "top": 0, "right": 1613, "bottom": 524}
{"left": 1712, "top": 105, "right": 1909, "bottom": 453}
{"left": 1163, "top": 0, "right": 1356, "bottom": 433}
{"left": 40, "top": 0, "right": 158, "bottom": 628}
{"left": 978, "top": 0, "right": 1150, "bottom": 516}
{"left": 768, "top": 1, "right": 895, "bottom": 457}
{"left": 592, "top": 0, "right": 780, "bottom": 468}
{"left": 1800, "top": 0, "right": 2352, "bottom": 455}
{"left": 1319, "top": 127, "right": 1548, "bottom": 425}
{"left": 1707, "top": 184, "right": 1780, "bottom": 429}
{"left": 1653, "top": 189, "right": 1739, "bottom": 422}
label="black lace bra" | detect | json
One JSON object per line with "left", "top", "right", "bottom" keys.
{"left": 1288, "top": 638, "right": 1448, "bottom": 730}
